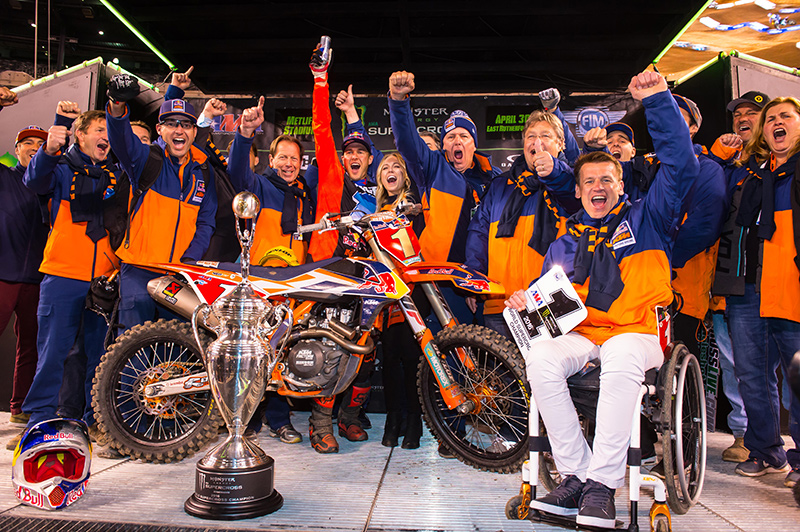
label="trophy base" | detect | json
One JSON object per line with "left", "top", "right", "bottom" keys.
{"left": 184, "top": 460, "right": 283, "bottom": 520}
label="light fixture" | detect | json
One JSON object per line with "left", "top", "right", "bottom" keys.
{"left": 98, "top": 0, "right": 176, "bottom": 70}
{"left": 99, "top": 30, "right": 105, "bottom": 35}
{"left": 113, "top": 57, "right": 119, "bottom": 64}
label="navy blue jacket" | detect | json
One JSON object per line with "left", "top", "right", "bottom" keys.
{"left": 0, "top": 162, "right": 49, "bottom": 283}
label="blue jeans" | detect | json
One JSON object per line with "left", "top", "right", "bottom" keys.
{"left": 118, "top": 263, "right": 181, "bottom": 334}
{"left": 712, "top": 312, "right": 747, "bottom": 437}
{"left": 483, "top": 312, "right": 511, "bottom": 340}
{"left": 727, "top": 283, "right": 800, "bottom": 467}
{"left": 22, "top": 275, "right": 107, "bottom": 427}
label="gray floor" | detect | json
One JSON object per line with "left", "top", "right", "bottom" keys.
{"left": 1, "top": 412, "right": 798, "bottom": 532}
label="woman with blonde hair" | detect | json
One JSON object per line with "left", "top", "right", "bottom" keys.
{"left": 375, "top": 152, "right": 428, "bottom": 449}
{"left": 713, "top": 97, "right": 800, "bottom": 487}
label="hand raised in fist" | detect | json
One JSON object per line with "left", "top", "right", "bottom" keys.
{"left": 628, "top": 70, "right": 668, "bottom": 102}
{"left": 718, "top": 133, "right": 743, "bottom": 149}
{"left": 240, "top": 96, "right": 265, "bottom": 137}
{"left": 107, "top": 73, "right": 140, "bottom": 103}
{"left": 538, "top": 88, "right": 561, "bottom": 112}
{"left": 45, "top": 125, "right": 69, "bottom": 156}
{"left": 583, "top": 127, "right": 608, "bottom": 149}
{"left": 0, "top": 86, "right": 18, "bottom": 107}
{"left": 56, "top": 100, "right": 81, "bottom": 120}
{"left": 389, "top": 71, "right": 415, "bottom": 101}
{"left": 202, "top": 98, "right": 227, "bottom": 119}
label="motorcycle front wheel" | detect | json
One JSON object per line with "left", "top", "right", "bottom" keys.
{"left": 91, "top": 319, "right": 223, "bottom": 462}
{"left": 418, "top": 323, "right": 530, "bottom": 473}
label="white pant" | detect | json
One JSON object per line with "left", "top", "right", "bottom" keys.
{"left": 526, "top": 332, "right": 663, "bottom": 489}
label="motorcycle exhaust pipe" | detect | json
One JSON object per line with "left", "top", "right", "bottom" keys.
{"left": 289, "top": 327, "right": 374, "bottom": 355}
{"left": 147, "top": 275, "right": 220, "bottom": 331}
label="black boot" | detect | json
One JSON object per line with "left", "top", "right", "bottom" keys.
{"left": 402, "top": 415, "right": 422, "bottom": 449}
{"left": 382, "top": 411, "right": 403, "bottom": 447}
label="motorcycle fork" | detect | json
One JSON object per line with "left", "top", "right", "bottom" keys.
{"left": 420, "top": 282, "right": 477, "bottom": 373}
{"left": 365, "top": 240, "right": 475, "bottom": 413}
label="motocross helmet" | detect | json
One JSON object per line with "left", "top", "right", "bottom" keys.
{"left": 11, "top": 418, "right": 92, "bottom": 510}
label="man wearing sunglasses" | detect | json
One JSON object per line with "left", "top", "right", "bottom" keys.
{"left": 106, "top": 95, "right": 217, "bottom": 333}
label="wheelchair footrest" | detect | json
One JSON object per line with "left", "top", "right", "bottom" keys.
{"left": 527, "top": 508, "right": 626, "bottom": 530}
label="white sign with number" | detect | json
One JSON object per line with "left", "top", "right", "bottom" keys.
{"left": 503, "top": 266, "right": 588, "bottom": 358}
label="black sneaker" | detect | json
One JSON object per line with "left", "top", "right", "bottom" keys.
{"left": 576, "top": 479, "right": 616, "bottom": 529}
{"left": 530, "top": 474, "right": 583, "bottom": 516}
{"left": 735, "top": 457, "right": 790, "bottom": 477}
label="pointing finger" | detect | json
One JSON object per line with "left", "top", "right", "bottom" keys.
{"left": 184, "top": 66, "right": 194, "bottom": 77}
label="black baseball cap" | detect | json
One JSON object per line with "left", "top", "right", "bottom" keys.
{"left": 726, "top": 91, "right": 770, "bottom": 113}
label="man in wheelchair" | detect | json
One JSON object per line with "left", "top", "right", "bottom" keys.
{"left": 505, "top": 70, "right": 699, "bottom": 529}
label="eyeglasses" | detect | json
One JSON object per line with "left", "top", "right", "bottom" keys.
{"left": 159, "top": 118, "right": 195, "bottom": 129}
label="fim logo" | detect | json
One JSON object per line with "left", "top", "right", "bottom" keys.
{"left": 563, "top": 108, "right": 627, "bottom": 136}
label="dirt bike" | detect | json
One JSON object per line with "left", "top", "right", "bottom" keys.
{"left": 91, "top": 203, "right": 530, "bottom": 472}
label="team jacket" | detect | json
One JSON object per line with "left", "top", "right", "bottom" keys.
{"left": 388, "top": 96, "right": 501, "bottom": 263}
{"left": 541, "top": 90, "right": 700, "bottom": 345}
{"left": 228, "top": 131, "right": 312, "bottom": 265}
{"left": 23, "top": 145, "right": 118, "bottom": 281}
{"left": 106, "top": 104, "right": 217, "bottom": 264}
{"left": 308, "top": 81, "right": 382, "bottom": 261}
{"left": 710, "top": 141, "right": 800, "bottom": 323}
{"left": 669, "top": 147, "right": 728, "bottom": 319}
{"left": 0, "top": 162, "right": 49, "bottom": 283}
{"left": 465, "top": 155, "right": 577, "bottom": 314}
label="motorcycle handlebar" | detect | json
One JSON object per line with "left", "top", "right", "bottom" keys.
{"left": 297, "top": 221, "right": 329, "bottom": 234}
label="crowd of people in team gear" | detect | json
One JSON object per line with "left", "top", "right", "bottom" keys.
{"left": 1, "top": 38, "right": 799, "bottom": 527}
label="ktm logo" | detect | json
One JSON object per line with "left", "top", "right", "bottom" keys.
{"left": 183, "top": 375, "right": 208, "bottom": 389}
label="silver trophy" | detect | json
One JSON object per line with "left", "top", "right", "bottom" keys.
{"left": 185, "top": 191, "right": 283, "bottom": 519}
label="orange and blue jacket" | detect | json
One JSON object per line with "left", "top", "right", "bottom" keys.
{"left": 228, "top": 131, "right": 312, "bottom": 265}
{"left": 465, "top": 154, "right": 577, "bottom": 314}
{"left": 387, "top": 96, "right": 501, "bottom": 263}
{"left": 23, "top": 145, "right": 118, "bottom": 281}
{"left": 623, "top": 146, "right": 727, "bottom": 320}
{"left": 541, "top": 90, "right": 700, "bottom": 346}
{"left": 710, "top": 142, "right": 800, "bottom": 323}
{"left": 106, "top": 104, "right": 217, "bottom": 264}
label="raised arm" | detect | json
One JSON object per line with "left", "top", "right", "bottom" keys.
{"left": 106, "top": 74, "right": 151, "bottom": 183}
{"left": 633, "top": 72, "right": 700, "bottom": 239}
{"left": 388, "top": 71, "right": 439, "bottom": 190}
{"left": 337, "top": 84, "right": 383, "bottom": 176}
{"left": 24, "top": 101, "right": 77, "bottom": 195}
{"left": 228, "top": 96, "right": 264, "bottom": 193}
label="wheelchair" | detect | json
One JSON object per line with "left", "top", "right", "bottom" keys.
{"left": 505, "top": 319, "right": 707, "bottom": 531}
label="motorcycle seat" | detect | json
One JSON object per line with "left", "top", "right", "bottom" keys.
{"left": 205, "top": 258, "right": 344, "bottom": 282}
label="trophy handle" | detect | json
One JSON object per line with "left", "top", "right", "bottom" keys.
{"left": 191, "top": 303, "right": 213, "bottom": 364}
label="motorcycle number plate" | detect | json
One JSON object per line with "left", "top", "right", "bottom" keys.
{"left": 370, "top": 218, "right": 422, "bottom": 266}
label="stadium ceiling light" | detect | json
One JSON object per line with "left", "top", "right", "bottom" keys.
{"left": 98, "top": 0, "right": 176, "bottom": 70}
{"left": 652, "top": 0, "right": 715, "bottom": 65}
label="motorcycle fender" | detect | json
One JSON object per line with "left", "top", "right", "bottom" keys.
{"left": 401, "top": 262, "right": 505, "bottom": 295}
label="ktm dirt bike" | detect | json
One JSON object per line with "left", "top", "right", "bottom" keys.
{"left": 91, "top": 204, "right": 529, "bottom": 472}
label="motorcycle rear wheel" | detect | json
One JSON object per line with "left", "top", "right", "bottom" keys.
{"left": 418, "top": 324, "right": 530, "bottom": 473}
{"left": 91, "top": 319, "right": 223, "bottom": 462}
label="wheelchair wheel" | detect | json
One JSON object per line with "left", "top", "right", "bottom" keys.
{"left": 660, "top": 344, "right": 706, "bottom": 514}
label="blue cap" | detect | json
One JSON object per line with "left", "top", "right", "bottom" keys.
{"left": 158, "top": 99, "right": 196, "bottom": 122}
{"left": 673, "top": 94, "right": 702, "bottom": 128}
{"left": 441, "top": 110, "right": 478, "bottom": 146}
{"left": 605, "top": 122, "right": 634, "bottom": 145}
{"left": 342, "top": 130, "right": 370, "bottom": 151}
